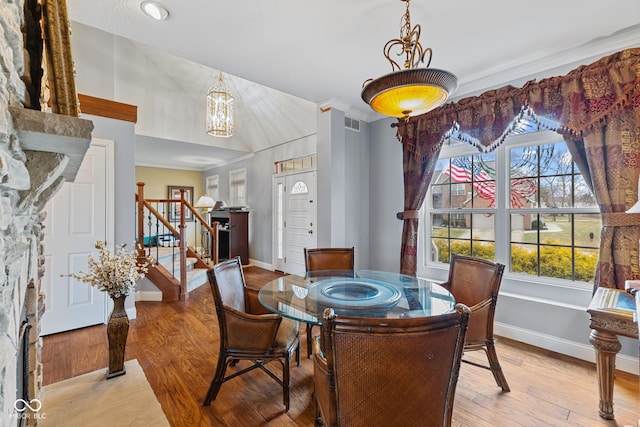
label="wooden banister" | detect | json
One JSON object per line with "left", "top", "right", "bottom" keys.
{"left": 135, "top": 181, "right": 219, "bottom": 302}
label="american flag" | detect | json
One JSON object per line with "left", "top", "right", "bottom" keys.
{"left": 443, "top": 158, "right": 536, "bottom": 208}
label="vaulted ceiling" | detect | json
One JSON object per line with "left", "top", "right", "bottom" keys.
{"left": 67, "top": 0, "right": 640, "bottom": 170}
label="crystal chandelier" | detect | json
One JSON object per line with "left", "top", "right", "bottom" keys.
{"left": 206, "top": 72, "right": 234, "bottom": 137}
{"left": 361, "top": 0, "right": 458, "bottom": 120}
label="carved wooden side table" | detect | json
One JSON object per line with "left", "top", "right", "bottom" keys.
{"left": 587, "top": 287, "right": 638, "bottom": 420}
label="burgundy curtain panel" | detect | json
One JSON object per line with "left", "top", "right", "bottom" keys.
{"left": 395, "top": 48, "right": 640, "bottom": 289}
{"left": 396, "top": 119, "right": 443, "bottom": 276}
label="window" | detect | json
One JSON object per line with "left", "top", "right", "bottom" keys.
{"left": 430, "top": 151, "right": 497, "bottom": 263}
{"left": 229, "top": 169, "right": 246, "bottom": 206}
{"left": 508, "top": 142, "right": 599, "bottom": 281}
{"left": 424, "top": 130, "right": 600, "bottom": 284}
{"left": 291, "top": 180, "right": 309, "bottom": 195}
{"left": 275, "top": 154, "right": 317, "bottom": 174}
{"left": 276, "top": 182, "right": 284, "bottom": 259}
{"left": 206, "top": 175, "right": 219, "bottom": 201}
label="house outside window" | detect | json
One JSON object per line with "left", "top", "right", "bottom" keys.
{"left": 229, "top": 169, "right": 247, "bottom": 207}
{"left": 422, "top": 130, "right": 600, "bottom": 285}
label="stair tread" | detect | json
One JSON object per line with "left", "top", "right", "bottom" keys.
{"left": 186, "top": 268, "right": 208, "bottom": 292}
{"left": 142, "top": 247, "right": 210, "bottom": 295}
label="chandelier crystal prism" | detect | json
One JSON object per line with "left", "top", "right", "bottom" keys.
{"left": 206, "top": 72, "right": 234, "bottom": 137}
{"left": 361, "top": 0, "right": 458, "bottom": 120}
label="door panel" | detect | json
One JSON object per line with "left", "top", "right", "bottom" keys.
{"left": 284, "top": 171, "right": 316, "bottom": 276}
{"left": 41, "top": 142, "right": 111, "bottom": 335}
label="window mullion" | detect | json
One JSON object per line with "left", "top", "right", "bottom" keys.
{"left": 494, "top": 143, "right": 508, "bottom": 265}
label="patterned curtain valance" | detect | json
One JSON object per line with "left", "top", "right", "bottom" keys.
{"left": 396, "top": 48, "right": 640, "bottom": 157}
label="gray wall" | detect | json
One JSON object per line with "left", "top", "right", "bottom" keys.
{"left": 368, "top": 117, "right": 404, "bottom": 272}
{"left": 316, "top": 108, "right": 371, "bottom": 261}
{"left": 315, "top": 108, "right": 333, "bottom": 248}
{"left": 345, "top": 118, "right": 371, "bottom": 269}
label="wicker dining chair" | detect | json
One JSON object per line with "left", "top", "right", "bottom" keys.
{"left": 313, "top": 304, "right": 471, "bottom": 427}
{"left": 304, "top": 247, "right": 355, "bottom": 274}
{"left": 440, "top": 254, "right": 510, "bottom": 392}
{"left": 203, "top": 257, "right": 301, "bottom": 411}
{"left": 303, "top": 247, "right": 355, "bottom": 358}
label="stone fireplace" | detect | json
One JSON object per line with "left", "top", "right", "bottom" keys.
{"left": 1, "top": 1, "right": 93, "bottom": 425}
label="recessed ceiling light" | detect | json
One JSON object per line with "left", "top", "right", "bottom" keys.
{"left": 140, "top": 1, "right": 169, "bottom": 21}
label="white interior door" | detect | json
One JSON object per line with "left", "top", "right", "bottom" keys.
{"left": 41, "top": 139, "right": 114, "bottom": 335}
{"left": 283, "top": 171, "right": 317, "bottom": 276}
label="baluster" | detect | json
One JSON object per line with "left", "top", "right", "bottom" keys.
{"left": 212, "top": 221, "right": 219, "bottom": 265}
{"left": 153, "top": 201, "right": 160, "bottom": 263}
{"left": 136, "top": 182, "right": 146, "bottom": 261}
{"left": 178, "top": 189, "right": 188, "bottom": 300}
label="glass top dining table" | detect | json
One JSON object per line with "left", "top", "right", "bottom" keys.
{"left": 258, "top": 269, "right": 456, "bottom": 325}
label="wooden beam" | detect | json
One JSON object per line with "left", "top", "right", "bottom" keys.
{"left": 78, "top": 94, "right": 138, "bottom": 123}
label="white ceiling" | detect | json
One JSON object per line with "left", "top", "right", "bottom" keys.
{"left": 67, "top": 0, "right": 640, "bottom": 170}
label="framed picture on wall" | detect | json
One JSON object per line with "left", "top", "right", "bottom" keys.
{"left": 168, "top": 185, "right": 194, "bottom": 222}
{"left": 42, "top": 0, "right": 80, "bottom": 116}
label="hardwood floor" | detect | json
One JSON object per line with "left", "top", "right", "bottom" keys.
{"left": 42, "top": 266, "right": 639, "bottom": 426}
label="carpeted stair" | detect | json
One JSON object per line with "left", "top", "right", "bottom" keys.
{"left": 154, "top": 247, "right": 209, "bottom": 293}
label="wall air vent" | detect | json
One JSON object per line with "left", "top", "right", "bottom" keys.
{"left": 344, "top": 116, "right": 360, "bottom": 132}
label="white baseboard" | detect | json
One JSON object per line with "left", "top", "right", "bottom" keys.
{"left": 495, "top": 322, "right": 639, "bottom": 375}
{"left": 135, "top": 290, "right": 163, "bottom": 302}
{"left": 249, "top": 258, "right": 272, "bottom": 270}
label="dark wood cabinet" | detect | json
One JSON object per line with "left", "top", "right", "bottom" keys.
{"left": 211, "top": 210, "right": 249, "bottom": 265}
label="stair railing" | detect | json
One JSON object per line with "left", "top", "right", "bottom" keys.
{"left": 136, "top": 182, "right": 219, "bottom": 301}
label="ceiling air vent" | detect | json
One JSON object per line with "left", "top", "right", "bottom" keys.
{"left": 344, "top": 116, "right": 360, "bottom": 132}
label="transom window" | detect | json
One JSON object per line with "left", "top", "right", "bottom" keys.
{"left": 275, "top": 154, "right": 317, "bottom": 174}
{"left": 424, "top": 130, "right": 600, "bottom": 284}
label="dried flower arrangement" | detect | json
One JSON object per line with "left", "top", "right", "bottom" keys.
{"left": 64, "top": 241, "right": 149, "bottom": 298}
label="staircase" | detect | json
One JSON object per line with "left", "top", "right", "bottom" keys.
{"left": 135, "top": 182, "right": 220, "bottom": 302}
{"left": 154, "top": 248, "right": 209, "bottom": 293}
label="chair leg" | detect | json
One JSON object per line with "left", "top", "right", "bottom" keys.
{"left": 314, "top": 389, "right": 323, "bottom": 426}
{"left": 203, "top": 355, "right": 230, "bottom": 405}
{"left": 296, "top": 337, "right": 301, "bottom": 367}
{"left": 306, "top": 323, "right": 315, "bottom": 358}
{"left": 484, "top": 340, "right": 510, "bottom": 392}
{"left": 283, "top": 356, "right": 291, "bottom": 412}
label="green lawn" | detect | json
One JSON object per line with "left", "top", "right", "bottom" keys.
{"left": 521, "top": 215, "right": 600, "bottom": 248}
{"left": 432, "top": 215, "right": 601, "bottom": 247}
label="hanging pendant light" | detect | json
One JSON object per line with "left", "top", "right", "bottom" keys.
{"left": 361, "top": 0, "right": 457, "bottom": 120}
{"left": 206, "top": 72, "right": 234, "bottom": 137}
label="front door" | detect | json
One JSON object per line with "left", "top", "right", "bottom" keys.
{"left": 40, "top": 139, "right": 114, "bottom": 335}
{"left": 281, "top": 171, "right": 316, "bottom": 276}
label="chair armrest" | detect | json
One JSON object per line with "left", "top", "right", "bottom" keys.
{"left": 223, "top": 305, "right": 282, "bottom": 351}
{"left": 244, "top": 287, "right": 272, "bottom": 315}
{"left": 463, "top": 298, "right": 493, "bottom": 344}
{"left": 467, "top": 297, "right": 492, "bottom": 313}
{"left": 312, "top": 335, "right": 325, "bottom": 360}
